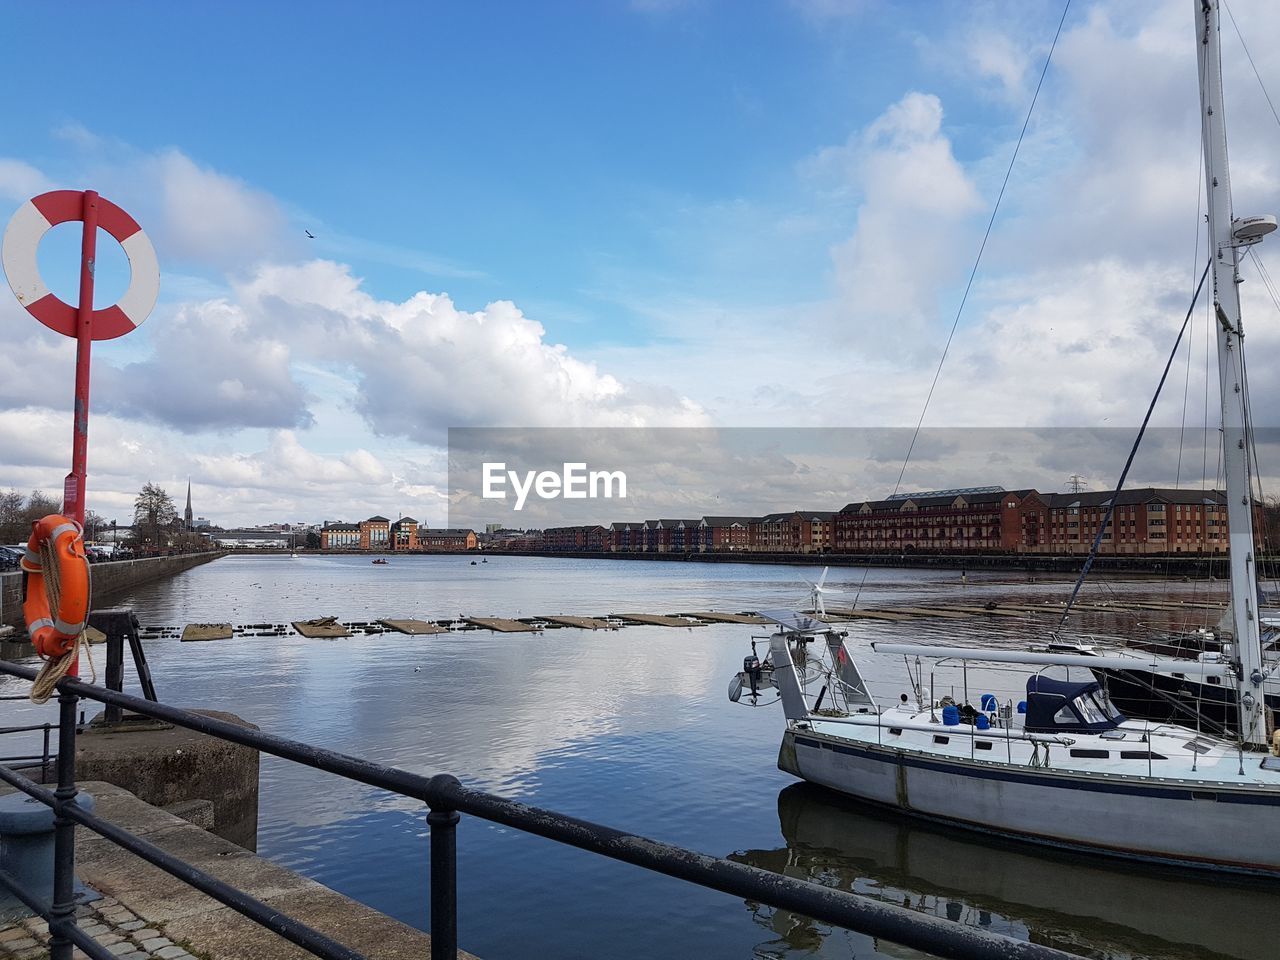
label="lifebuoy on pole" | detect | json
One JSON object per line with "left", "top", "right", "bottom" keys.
{"left": 21, "top": 514, "right": 91, "bottom": 659}
{"left": 2, "top": 189, "right": 159, "bottom": 340}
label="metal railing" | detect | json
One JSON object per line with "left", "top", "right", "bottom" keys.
{"left": 0, "top": 657, "right": 1085, "bottom": 960}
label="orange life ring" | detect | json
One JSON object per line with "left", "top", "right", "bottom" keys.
{"left": 20, "top": 515, "right": 90, "bottom": 658}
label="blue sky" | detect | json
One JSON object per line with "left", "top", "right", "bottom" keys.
{"left": 3, "top": 1, "right": 1280, "bottom": 527}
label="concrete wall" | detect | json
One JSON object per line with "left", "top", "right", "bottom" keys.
{"left": 1, "top": 553, "right": 223, "bottom": 628}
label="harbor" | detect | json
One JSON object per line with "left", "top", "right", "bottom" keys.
{"left": 2, "top": 555, "right": 1265, "bottom": 960}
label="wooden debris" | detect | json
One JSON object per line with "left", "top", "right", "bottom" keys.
{"left": 181, "top": 623, "right": 233, "bottom": 642}
{"left": 464, "top": 617, "right": 537, "bottom": 633}
{"left": 679, "top": 611, "right": 769, "bottom": 624}
{"left": 611, "top": 613, "right": 704, "bottom": 627}
{"left": 292, "top": 616, "right": 351, "bottom": 639}
{"left": 379, "top": 619, "right": 449, "bottom": 635}
{"left": 541, "top": 615, "right": 615, "bottom": 630}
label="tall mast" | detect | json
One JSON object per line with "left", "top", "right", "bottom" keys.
{"left": 1195, "top": 0, "right": 1274, "bottom": 748}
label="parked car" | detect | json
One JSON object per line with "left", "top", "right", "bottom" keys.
{"left": 0, "top": 545, "right": 23, "bottom": 571}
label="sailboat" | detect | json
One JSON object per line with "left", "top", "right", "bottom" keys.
{"left": 728, "top": 0, "right": 1280, "bottom": 877}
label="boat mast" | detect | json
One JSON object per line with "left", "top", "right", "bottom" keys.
{"left": 1195, "top": 0, "right": 1271, "bottom": 748}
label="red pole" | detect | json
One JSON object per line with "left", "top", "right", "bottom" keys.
{"left": 66, "top": 190, "right": 98, "bottom": 529}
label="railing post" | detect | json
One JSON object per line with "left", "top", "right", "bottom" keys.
{"left": 426, "top": 774, "right": 461, "bottom": 960}
{"left": 49, "top": 689, "right": 79, "bottom": 960}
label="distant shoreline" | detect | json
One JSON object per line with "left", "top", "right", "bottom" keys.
{"left": 218, "top": 547, "right": 1249, "bottom": 578}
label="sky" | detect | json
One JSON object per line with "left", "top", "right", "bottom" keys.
{"left": 3, "top": 0, "right": 1280, "bottom": 529}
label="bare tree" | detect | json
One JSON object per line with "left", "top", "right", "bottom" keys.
{"left": 132, "top": 483, "right": 178, "bottom": 551}
{"left": 0, "top": 489, "right": 23, "bottom": 544}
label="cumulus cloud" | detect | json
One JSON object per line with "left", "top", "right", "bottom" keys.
{"left": 233, "top": 261, "right": 708, "bottom": 443}
{"left": 98, "top": 299, "right": 313, "bottom": 432}
{"left": 805, "top": 91, "right": 982, "bottom": 349}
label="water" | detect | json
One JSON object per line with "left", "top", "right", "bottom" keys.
{"left": 0, "top": 555, "right": 1266, "bottom": 960}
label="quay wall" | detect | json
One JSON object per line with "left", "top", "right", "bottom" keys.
{"left": 485, "top": 550, "right": 1252, "bottom": 577}
{"left": 0, "top": 552, "right": 224, "bottom": 628}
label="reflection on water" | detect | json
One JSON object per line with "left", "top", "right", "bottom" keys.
{"left": 0, "top": 556, "right": 1259, "bottom": 959}
{"left": 734, "top": 784, "right": 1271, "bottom": 960}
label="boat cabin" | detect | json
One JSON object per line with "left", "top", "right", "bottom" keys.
{"left": 1024, "top": 676, "right": 1125, "bottom": 734}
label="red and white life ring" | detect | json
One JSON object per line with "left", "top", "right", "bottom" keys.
{"left": 1, "top": 190, "right": 159, "bottom": 340}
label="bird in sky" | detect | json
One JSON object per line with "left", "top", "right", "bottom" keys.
{"left": 304, "top": 229, "right": 315, "bottom": 239}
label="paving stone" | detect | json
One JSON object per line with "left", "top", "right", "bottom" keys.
{"left": 116, "top": 921, "right": 145, "bottom": 932}
{"left": 106, "top": 943, "right": 136, "bottom": 956}
{"left": 140, "top": 936, "right": 172, "bottom": 951}
{"left": 155, "top": 947, "right": 189, "bottom": 960}
{"left": 14, "top": 947, "right": 45, "bottom": 960}
{"left": 1, "top": 938, "right": 37, "bottom": 951}
{"left": 131, "top": 929, "right": 160, "bottom": 941}
{"left": 117, "top": 953, "right": 148, "bottom": 960}
{"left": 0, "top": 928, "right": 29, "bottom": 942}
{"left": 94, "top": 932, "right": 124, "bottom": 947}
{"left": 80, "top": 923, "right": 109, "bottom": 937}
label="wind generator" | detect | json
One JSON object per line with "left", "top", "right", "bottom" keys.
{"left": 799, "top": 567, "right": 841, "bottom": 617}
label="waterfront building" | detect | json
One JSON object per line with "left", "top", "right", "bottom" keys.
{"left": 390, "top": 517, "right": 419, "bottom": 551}
{"left": 833, "top": 488, "right": 1045, "bottom": 554}
{"left": 416, "top": 528, "right": 478, "bottom": 551}
{"left": 750, "top": 511, "right": 836, "bottom": 553}
{"left": 1042, "top": 488, "right": 1231, "bottom": 554}
{"left": 697, "top": 516, "right": 754, "bottom": 552}
{"left": 609, "top": 522, "right": 640, "bottom": 553}
{"left": 544, "top": 525, "right": 609, "bottom": 551}
{"left": 359, "top": 516, "right": 390, "bottom": 550}
{"left": 320, "top": 522, "right": 361, "bottom": 549}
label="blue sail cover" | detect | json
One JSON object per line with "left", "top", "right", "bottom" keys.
{"left": 1025, "top": 675, "right": 1125, "bottom": 733}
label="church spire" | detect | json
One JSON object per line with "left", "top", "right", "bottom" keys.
{"left": 184, "top": 479, "right": 194, "bottom": 530}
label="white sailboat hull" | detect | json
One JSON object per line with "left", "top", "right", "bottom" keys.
{"left": 780, "top": 729, "right": 1280, "bottom": 877}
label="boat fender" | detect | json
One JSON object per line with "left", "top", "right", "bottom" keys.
{"left": 1272, "top": 728, "right": 1280, "bottom": 758}
{"left": 21, "top": 515, "right": 90, "bottom": 658}
{"left": 941, "top": 705, "right": 960, "bottom": 726}
{"left": 980, "top": 693, "right": 998, "bottom": 711}
{"left": 975, "top": 714, "right": 991, "bottom": 731}
{"left": 1017, "top": 700, "right": 1027, "bottom": 714}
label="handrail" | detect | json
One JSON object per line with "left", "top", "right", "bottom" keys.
{"left": 0, "top": 658, "right": 1085, "bottom": 960}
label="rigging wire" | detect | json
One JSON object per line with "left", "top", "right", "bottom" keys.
{"left": 1222, "top": 0, "right": 1280, "bottom": 134}
{"left": 1056, "top": 263, "right": 1212, "bottom": 630}
{"left": 851, "top": 0, "right": 1073, "bottom": 610}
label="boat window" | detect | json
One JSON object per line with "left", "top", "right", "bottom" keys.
{"left": 933, "top": 735, "right": 950, "bottom": 745}
{"left": 888, "top": 728, "right": 903, "bottom": 736}
{"left": 1121, "top": 751, "right": 1167, "bottom": 760}
{"left": 1069, "top": 749, "right": 1109, "bottom": 759}
{"left": 1207, "top": 676, "right": 1221, "bottom": 685}
{"left": 1262, "top": 756, "right": 1280, "bottom": 772}
{"left": 1074, "top": 695, "right": 1113, "bottom": 725}
{"left": 1182, "top": 739, "right": 1213, "bottom": 755}
{"left": 1053, "top": 705, "right": 1077, "bottom": 724}
{"left": 1100, "top": 729, "right": 1126, "bottom": 740}
{"left": 975, "top": 741, "right": 993, "bottom": 751}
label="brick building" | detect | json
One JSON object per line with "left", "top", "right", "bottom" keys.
{"left": 359, "top": 516, "right": 390, "bottom": 550}
{"left": 698, "top": 516, "right": 753, "bottom": 552}
{"left": 1043, "top": 488, "right": 1230, "bottom": 554}
{"left": 389, "top": 517, "right": 418, "bottom": 550}
{"left": 416, "top": 528, "right": 478, "bottom": 551}
{"left": 833, "top": 488, "right": 1047, "bottom": 554}
{"left": 544, "top": 525, "right": 609, "bottom": 551}
{"left": 751, "top": 511, "right": 836, "bottom": 553}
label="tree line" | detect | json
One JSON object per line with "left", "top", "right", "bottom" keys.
{"left": 1, "top": 482, "right": 207, "bottom": 552}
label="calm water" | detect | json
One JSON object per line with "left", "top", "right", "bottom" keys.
{"left": 1, "top": 556, "right": 1267, "bottom": 960}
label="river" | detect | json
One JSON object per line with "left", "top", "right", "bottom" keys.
{"left": 0, "top": 555, "right": 1267, "bottom": 960}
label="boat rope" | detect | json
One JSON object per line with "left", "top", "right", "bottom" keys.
{"left": 30, "top": 534, "right": 95, "bottom": 704}
{"left": 1055, "top": 262, "right": 1212, "bottom": 631}
{"left": 851, "top": 0, "right": 1072, "bottom": 612}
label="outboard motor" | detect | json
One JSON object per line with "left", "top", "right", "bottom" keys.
{"left": 743, "top": 654, "right": 763, "bottom": 696}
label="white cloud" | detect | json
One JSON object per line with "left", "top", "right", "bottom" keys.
{"left": 0, "top": 159, "right": 54, "bottom": 204}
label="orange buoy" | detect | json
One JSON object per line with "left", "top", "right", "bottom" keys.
{"left": 20, "top": 515, "right": 90, "bottom": 658}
